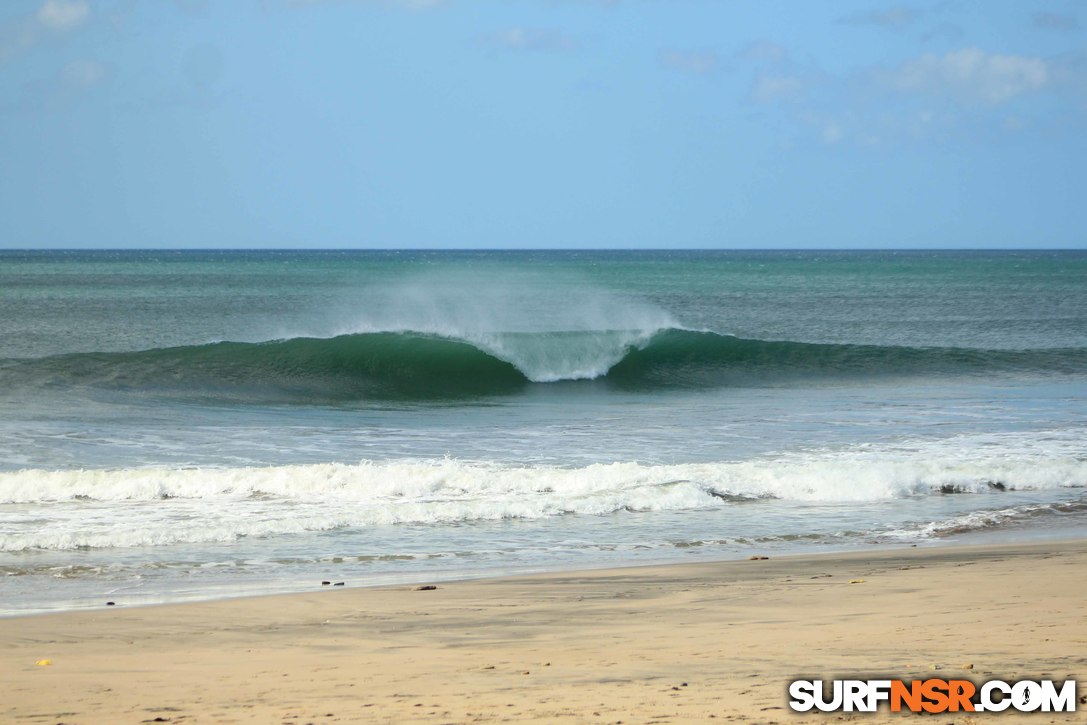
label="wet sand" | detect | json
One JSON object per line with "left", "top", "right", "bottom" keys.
{"left": 4, "top": 539, "right": 1085, "bottom": 723}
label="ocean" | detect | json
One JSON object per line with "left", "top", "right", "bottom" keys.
{"left": 2, "top": 249, "right": 1085, "bottom": 615}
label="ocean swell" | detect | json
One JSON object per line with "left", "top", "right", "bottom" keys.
{"left": 1, "top": 328, "right": 1085, "bottom": 402}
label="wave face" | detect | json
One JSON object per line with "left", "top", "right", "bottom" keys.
{"left": 608, "top": 330, "right": 1086, "bottom": 388}
{"left": 2, "top": 453, "right": 1084, "bottom": 551}
{"left": 1, "top": 332, "right": 528, "bottom": 401}
{"left": 2, "top": 328, "right": 1087, "bottom": 402}
{"left": 3, "top": 328, "right": 1086, "bottom": 402}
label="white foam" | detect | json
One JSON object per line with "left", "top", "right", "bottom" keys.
{"left": 466, "top": 329, "right": 657, "bottom": 382}
{"left": 2, "top": 437, "right": 1084, "bottom": 551}
{"left": 883, "top": 498, "right": 1087, "bottom": 541}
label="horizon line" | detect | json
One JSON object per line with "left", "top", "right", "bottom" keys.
{"left": 2, "top": 247, "right": 1086, "bottom": 253}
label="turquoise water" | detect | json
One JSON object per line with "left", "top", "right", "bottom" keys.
{"left": 1, "top": 250, "right": 1085, "bottom": 613}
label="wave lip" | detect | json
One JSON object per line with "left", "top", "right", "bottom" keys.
{"left": 2, "top": 328, "right": 1086, "bottom": 402}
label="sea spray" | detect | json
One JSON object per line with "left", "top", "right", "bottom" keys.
{"left": 329, "top": 269, "right": 678, "bottom": 381}
{"left": 331, "top": 268, "right": 679, "bottom": 338}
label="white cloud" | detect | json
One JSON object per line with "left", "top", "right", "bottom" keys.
{"left": 840, "top": 6, "right": 921, "bottom": 29}
{"left": 751, "top": 73, "right": 809, "bottom": 104}
{"left": 739, "top": 42, "right": 821, "bottom": 106}
{"left": 37, "top": 0, "right": 90, "bottom": 32}
{"left": 2, "top": 56, "right": 108, "bottom": 115}
{"left": 482, "top": 27, "right": 578, "bottom": 53}
{"left": 60, "top": 58, "right": 105, "bottom": 88}
{"left": 821, "top": 121, "right": 843, "bottom": 144}
{"left": 736, "top": 42, "right": 1078, "bottom": 148}
{"left": 659, "top": 50, "right": 717, "bottom": 75}
{"left": 885, "top": 48, "right": 1049, "bottom": 104}
{"left": 1, "top": 0, "right": 90, "bottom": 66}
{"left": 740, "top": 40, "right": 788, "bottom": 64}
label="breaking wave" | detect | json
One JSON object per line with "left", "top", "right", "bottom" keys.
{"left": 2, "top": 328, "right": 1085, "bottom": 402}
{"left": 2, "top": 453, "right": 1084, "bottom": 551}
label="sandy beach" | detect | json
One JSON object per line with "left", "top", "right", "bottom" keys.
{"left": 3, "top": 539, "right": 1084, "bottom": 724}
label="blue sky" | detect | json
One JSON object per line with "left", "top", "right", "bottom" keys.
{"left": 0, "top": 0, "right": 1084, "bottom": 249}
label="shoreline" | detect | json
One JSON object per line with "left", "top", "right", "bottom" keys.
{"left": 4, "top": 537, "right": 1085, "bottom": 723}
{"left": 8, "top": 509, "right": 1087, "bottom": 619}
{"left": 9, "top": 513, "right": 1087, "bottom": 619}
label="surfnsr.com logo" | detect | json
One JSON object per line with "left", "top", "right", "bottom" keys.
{"left": 789, "top": 678, "right": 1077, "bottom": 713}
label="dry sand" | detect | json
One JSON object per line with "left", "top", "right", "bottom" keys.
{"left": 3, "top": 539, "right": 1085, "bottom": 724}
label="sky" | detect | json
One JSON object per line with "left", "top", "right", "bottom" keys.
{"left": 0, "top": 0, "right": 1085, "bottom": 249}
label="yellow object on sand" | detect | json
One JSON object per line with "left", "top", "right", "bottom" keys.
{"left": 848, "top": 579, "right": 865, "bottom": 584}
{"left": 35, "top": 659, "right": 52, "bottom": 666}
